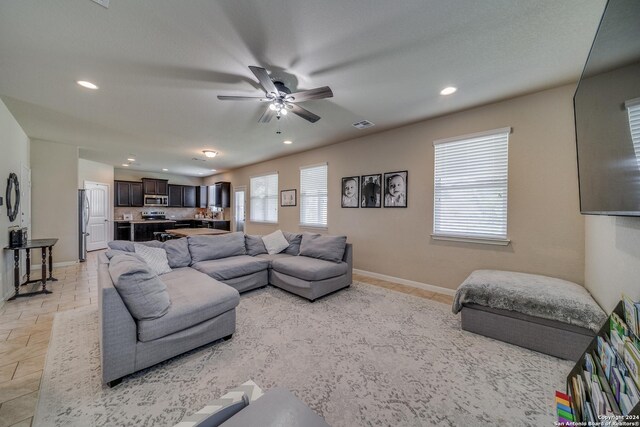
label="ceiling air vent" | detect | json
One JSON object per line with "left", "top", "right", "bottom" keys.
{"left": 90, "top": 0, "right": 110, "bottom": 8}
{"left": 352, "top": 120, "right": 375, "bottom": 129}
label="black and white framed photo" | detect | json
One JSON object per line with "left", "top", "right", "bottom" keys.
{"left": 341, "top": 176, "right": 360, "bottom": 208}
{"left": 383, "top": 170, "right": 408, "bottom": 208}
{"left": 360, "top": 174, "right": 381, "bottom": 208}
{"left": 280, "top": 189, "right": 296, "bottom": 207}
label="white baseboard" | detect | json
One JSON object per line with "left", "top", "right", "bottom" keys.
{"left": 353, "top": 269, "right": 456, "bottom": 296}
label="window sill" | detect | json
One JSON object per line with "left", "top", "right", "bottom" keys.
{"left": 431, "top": 234, "right": 510, "bottom": 246}
{"left": 299, "top": 224, "right": 328, "bottom": 231}
{"left": 249, "top": 221, "right": 278, "bottom": 225}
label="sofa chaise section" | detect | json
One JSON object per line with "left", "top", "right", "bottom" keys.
{"left": 269, "top": 243, "right": 353, "bottom": 301}
{"left": 98, "top": 253, "right": 239, "bottom": 386}
{"left": 191, "top": 255, "right": 270, "bottom": 293}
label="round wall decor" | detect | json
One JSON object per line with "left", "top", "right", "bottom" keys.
{"left": 6, "top": 173, "right": 20, "bottom": 222}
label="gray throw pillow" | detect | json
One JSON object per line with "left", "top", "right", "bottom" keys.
{"left": 162, "top": 238, "right": 191, "bottom": 268}
{"left": 188, "top": 232, "right": 247, "bottom": 263}
{"left": 108, "top": 254, "right": 171, "bottom": 320}
{"left": 299, "top": 232, "right": 347, "bottom": 263}
{"left": 108, "top": 239, "right": 190, "bottom": 269}
{"left": 282, "top": 231, "right": 303, "bottom": 255}
{"left": 105, "top": 249, "right": 146, "bottom": 263}
{"left": 245, "top": 234, "right": 267, "bottom": 256}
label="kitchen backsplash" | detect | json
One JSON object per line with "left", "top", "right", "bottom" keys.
{"left": 114, "top": 207, "right": 231, "bottom": 220}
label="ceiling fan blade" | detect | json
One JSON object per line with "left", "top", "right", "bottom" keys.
{"left": 286, "top": 86, "right": 333, "bottom": 102}
{"left": 249, "top": 66, "right": 278, "bottom": 96}
{"left": 289, "top": 104, "right": 321, "bottom": 123}
{"left": 217, "top": 95, "right": 270, "bottom": 101}
{"left": 258, "top": 106, "right": 276, "bottom": 123}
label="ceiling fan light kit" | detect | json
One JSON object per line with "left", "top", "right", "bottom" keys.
{"left": 218, "top": 66, "right": 333, "bottom": 124}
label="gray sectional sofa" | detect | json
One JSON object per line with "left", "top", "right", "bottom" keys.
{"left": 99, "top": 231, "right": 352, "bottom": 386}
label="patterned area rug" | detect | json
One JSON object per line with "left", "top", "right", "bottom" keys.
{"left": 34, "top": 283, "right": 572, "bottom": 426}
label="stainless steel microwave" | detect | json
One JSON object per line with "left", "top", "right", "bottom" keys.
{"left": 144, "top": 195, "right": 168, "bottom": 207}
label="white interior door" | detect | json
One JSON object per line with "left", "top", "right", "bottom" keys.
{"left": 234, "top": 186, "right": 246, "bottom": 232}
{"left": 85, "top": 181, "right": 110, "bottom": 251}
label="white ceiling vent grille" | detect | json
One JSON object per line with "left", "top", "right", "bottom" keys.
{"left": 352, "top": 120, "right": 375, "bottom": 129}
{"left": 91, "top": 0, "right": 110, "bottom": 8}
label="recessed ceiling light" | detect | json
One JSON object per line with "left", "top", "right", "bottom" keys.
{"left": 162, "top": 168, "right": 168, "bottom": 172}
{"left": 440, "top": 86, "right": 457, "bottom": 96}
{"left": 283, "top": 140, "right": 293, "bottom": 145}
{"left": 127, "top": 157, "right": 136, "bottom": 162}
{"left": 122, "top": 163, "right": 129, "bottom": 167}
{"left": 210, "top": 169, "right": 217, "bottom": 172}
{"left": 203, "top": 150, "right": 217, "bottom": 158}
{"left": 198, "top": 172, "right": 204, "bottom": 175}
{"left": 77, "top": 80, "right": 99, "bottom": 90}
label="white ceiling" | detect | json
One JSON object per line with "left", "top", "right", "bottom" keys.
{"left": 0, "top": 0, "right": 606, "bottom": 176}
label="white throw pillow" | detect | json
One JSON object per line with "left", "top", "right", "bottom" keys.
{"left": 261, "top": 230, "right": 290, "bottom": 255}
{"left": 134, "top": 244, "right": 172, "bottom": 275}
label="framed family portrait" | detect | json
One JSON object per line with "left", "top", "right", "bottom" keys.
{"left": 341, "top": 176, "right": 360, "bottom": 208}
{"left": 280, "top": 189, "right": 296, "bottom": 207}
{"left": 360, "top": 174, "right": 381, "bottom": 208}
{"left": 383, "top": 171, "right": 408, "bottom": 208}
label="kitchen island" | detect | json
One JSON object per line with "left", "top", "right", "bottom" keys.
{"left": 166, "top": 228, "right": 230, "bottom": 237}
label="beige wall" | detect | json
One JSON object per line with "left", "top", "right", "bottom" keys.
{"left": 79, "top": 159, "right": 114, "bottom": 189}
{"left": 0, "top": 99, "right": 30, "bottom": 301}
{"left": 31, "top": 140, "right": 79, "bottom": 265}
{"left": 206, "top": 84, "right": 585, "bottom": 291}
{"left": 585, "top": 216, "right": 640, "bottom": 312}
{"left": 114, "top": 169, "right": 204, "bottom": 186}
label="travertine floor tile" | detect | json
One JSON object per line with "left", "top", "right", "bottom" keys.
{"left": 7, "top": 416, "right": 31, "bottom": 427}
{"left": 0, "top": 371, "right": 41, "bottom": 404}
{"left": 0, "top": 336, "right": 29, "bottom": 355}
{"left": 0, "top": 341, "right": 48, "bottom": 367}
{"left": 0, "top": 363, "right": 17, "bottom": 384}
{"left": 0, "top": 390, "right": 38, "bottom": 427}
{"left": 26, "top": 332, "right": 49, "bottom": 347}
{"left": 13, "top": 355, "right": 46, "bottom": 380}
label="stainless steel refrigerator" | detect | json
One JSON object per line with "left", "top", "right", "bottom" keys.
{"left": 78, "top": 189, "right": 90, "bottom": 262}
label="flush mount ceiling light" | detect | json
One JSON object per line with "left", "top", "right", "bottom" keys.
{"left": 77, "top": 80, "right": 99, "bottom": 90}
{"left": 283, "top": 140, "right": 293, "bottom": 145}
{"left": 127, "top": 157, "right": 136, "bottom": 162}
{"left": 121, "top": 163, "right": 129, "bottom": 167}
{"left": 210, "top": 169, "right": 217, "bottom": 172}
{"left": 440, "top": 86, "right": 457, "bottom": 96}
{"left": 203, "top": 150, "right": 217, "bottom": 158}
{"left": 162, "top": 168, "right": 168, "bottom": 172}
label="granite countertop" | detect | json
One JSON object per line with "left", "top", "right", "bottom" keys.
{"left": 113, "top": 220, "right": 177, "bottom": 224}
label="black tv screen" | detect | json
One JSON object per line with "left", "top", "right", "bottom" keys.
{"left": 574, "top": 0, "right": 640, "bottom": 216}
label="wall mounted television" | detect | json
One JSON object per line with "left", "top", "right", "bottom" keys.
{"left": 574, "top": 0, "right": 640, "bottom": 216}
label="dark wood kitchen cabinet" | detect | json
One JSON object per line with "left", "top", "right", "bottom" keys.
{"left": 196, "top": 186, "right": 208, "bottom": 208}
{"left": 168, "top": 184, "right": 183, "bottom": 207}
{"left": 210, "top": 182, "right": 231, "bottom": 208}
{"left": 183, "top": 186, "right": 196, "bottom": 208}
{"left": 115, "top": 181, "right": 144, "bottom": 207}
{"left": 142, "top": 178, "right": 168, "bottom": 196}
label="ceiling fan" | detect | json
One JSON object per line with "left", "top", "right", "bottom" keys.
{"left": 217, "top": 66, "right": 333, "bottom": 123}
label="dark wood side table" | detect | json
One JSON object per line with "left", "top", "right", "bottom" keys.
{"left": 3, "top": 238, "right": 59, "bottom": 300}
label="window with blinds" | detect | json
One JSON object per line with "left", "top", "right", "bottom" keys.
{"left": 300, "top": 163, "right": 328, "bottom": 227}
{"left": 250, "top": 172, "right": 278, "bottom": 223}
{"left": 433, "top": 128, "right": 510, "bottom": 243}
{"left": 627, "top": 99, "right": 640, "bottom": 168}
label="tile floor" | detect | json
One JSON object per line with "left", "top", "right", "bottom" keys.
{"left": 0, "top": 251, "right": 453, "bottom": 427}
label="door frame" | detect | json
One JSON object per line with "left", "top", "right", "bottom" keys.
{"left": 84, "top": 180, "right": 112, "bottom": 250}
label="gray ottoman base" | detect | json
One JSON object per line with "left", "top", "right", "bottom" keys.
{"left": 461, "top": 303, "right": 594, "bottom": 361}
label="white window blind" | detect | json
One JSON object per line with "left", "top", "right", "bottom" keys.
{"left": 300, "top": 163, "right": 328, "bottom": 227}
{"left": 433, "top": 128, "right": 510, "bottom": 243}
{"left": 627, "top": 99, "right": 640, "bottom": 169}
{"left": 250, "top": 172, "right": 278, "bottom": 223}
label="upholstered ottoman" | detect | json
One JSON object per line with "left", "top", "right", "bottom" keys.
{"left": 452, "top": 270, "right": 607, "bottom": 361}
